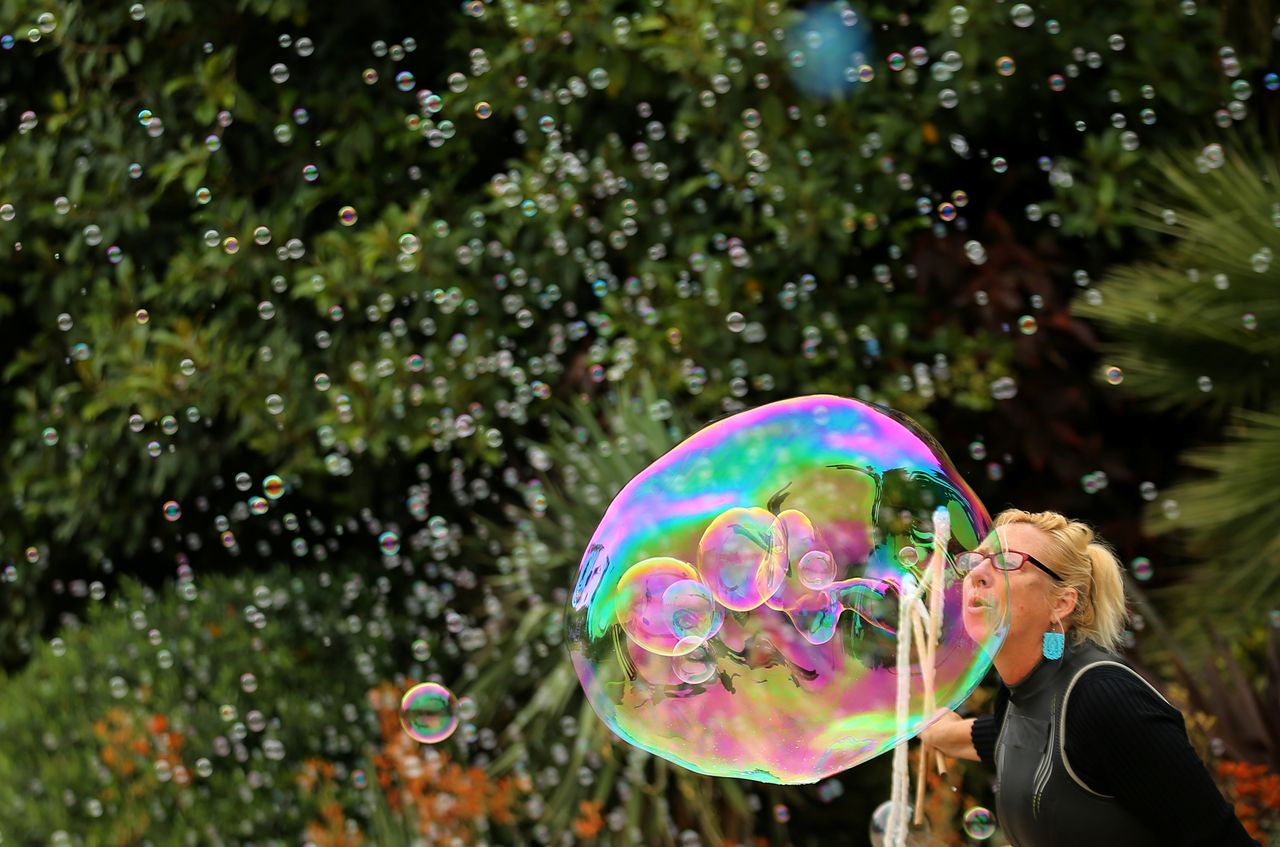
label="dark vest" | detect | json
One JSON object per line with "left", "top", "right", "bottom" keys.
{"left": 994, "top": 636, "right": 1168, "bottom": 847}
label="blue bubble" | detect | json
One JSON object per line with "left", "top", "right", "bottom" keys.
{"left": 785, "top": 3, "right": 873, "bottom": 100}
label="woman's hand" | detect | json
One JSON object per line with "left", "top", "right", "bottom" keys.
{"left": 920, "top": 710, "right": 980, "bottom": 762}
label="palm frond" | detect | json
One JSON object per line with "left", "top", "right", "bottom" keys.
{"left": 1075, "top": 144, "right": 1280, "bottom": 662}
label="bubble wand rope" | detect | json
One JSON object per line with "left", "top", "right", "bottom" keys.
{"left": 889, "top": 567, "right": 915, "bottom": 847}
{"left": 913, "top": 506, "right": 951, "bottom": 826}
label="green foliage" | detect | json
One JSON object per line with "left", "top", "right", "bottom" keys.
{"left": 1076, "top": 141, "right": 1280, "bottom": 661}
{"left": 0, "top": 561, "right": 442, "bottom": 845}
{"left": 0, "top": 0, "right": 1241, "bottom": 665}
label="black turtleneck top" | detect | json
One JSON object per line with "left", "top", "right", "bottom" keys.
{"left": 968, "top": 656, "right": 1259, "bottom": 846}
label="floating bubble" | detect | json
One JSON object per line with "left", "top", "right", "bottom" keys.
{"left": 41, "top": 427, "right": 59, "bottom": 446}
{"left": 797, "top": 550, "right": 836, "bottom": 590}
{"left": 869, "top": 799, "right": 937, "bottom": 847}
{"left": 338, "top": 206, "right": 358, "bottom": 226}
{"left": 783, "top": 4, "right": 871, "bottom": 99}
{"left": 162, "top": 501, "right": 181, "bottom": 521}
{"left": 567, "top": 395, "right": 1007, "bottom": 783}
{"left": 474, "top": 101, "right": 492, "bottom": 119}
{"left": 996, "top": 56, "right": 1016, "bottom": 76}
{"left": 1103, "top": 365, "right": 1124, "bottom": 385}
{"left": 1130, "top": 556, "right": 1153, "bottom": 581}
{"left": 379, "top": 531, "right": 401, "bottom": 556}
{"left": 396, "top": 71, "right": 415, "bottom": 91}
{"left": 240, "top": 672, "right": 258, "bottom": 693}
{"left": 962, "top": 806, "right": 996, "bottom": 839}
{"left": 263, "top": 475, "right": 286, "bottom": 500}
{"left": 673, "top": 644, "right": 718, "bottom": 685}
{"left": 400, "top": 682, "right": 460, "bottom": 743}
{"left": 1010, "top": 3, "right": 1035, "bottom": 27}
{"left": 1017, "top": 315, "right": 1037, "bottom": 335}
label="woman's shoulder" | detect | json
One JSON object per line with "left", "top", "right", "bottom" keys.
{"left": 1063, "top": 658, "right": 1181, "bottom": 726}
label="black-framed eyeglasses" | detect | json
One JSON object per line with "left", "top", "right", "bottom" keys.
{"left": 954, "top": 550, "right": 1064, "bottom": 582}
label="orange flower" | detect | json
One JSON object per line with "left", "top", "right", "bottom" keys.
{"left": 572, "top": 800, "right": 604, "bottom": 839}
{"left": 148, "top": 714, "right": 168, "bottom": 734}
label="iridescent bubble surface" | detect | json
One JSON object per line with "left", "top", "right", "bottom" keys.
{"left": 399, "top": 682, "right": 459, "bottom": 744}
{"left": 566, "top": 395, "right": 1007, "bottom": 783}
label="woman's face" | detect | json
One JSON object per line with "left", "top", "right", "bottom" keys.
{"left": 961, "top": 523, "right": 1059, "bottom": 649}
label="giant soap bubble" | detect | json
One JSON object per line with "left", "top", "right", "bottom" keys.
{"left": 565, "top": 395, "right": 1009, "bottom": 784}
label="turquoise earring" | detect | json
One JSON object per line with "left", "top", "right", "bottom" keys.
{"left": 1042, "top": 618, "right": 1064, "bottom": 660}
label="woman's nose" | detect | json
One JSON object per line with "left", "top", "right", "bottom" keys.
{"left": 966, "top": 563, "right": 991, "bottom": 588}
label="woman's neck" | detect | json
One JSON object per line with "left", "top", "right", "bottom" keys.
{"left": 996, "top": 632, "right": 1062, "bottom": 687}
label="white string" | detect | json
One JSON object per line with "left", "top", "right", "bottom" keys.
{"left": 889, "top": 569, "right": 916, "bottom": 847}
{"left": 888, "top": 506, "right": 951, "bottom": 847}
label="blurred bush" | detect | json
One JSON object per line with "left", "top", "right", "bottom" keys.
{"left": 0, "top": 0, "right": 1245, "bottom": 664}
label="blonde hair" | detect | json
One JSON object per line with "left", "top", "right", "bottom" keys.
{"left": 992, "top": 509, "right": 1132, "bottom": 654}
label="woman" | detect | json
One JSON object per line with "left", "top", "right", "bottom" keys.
{"left": 920, "top": 509, "right": 1259, "bottom": 846}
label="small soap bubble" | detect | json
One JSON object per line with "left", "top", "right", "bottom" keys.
{"left": 379, "top": 531, "right": 401, "bottom": 555}
{"left": 396, "top": 71, "right": 416, "bottom": 91}
{"left": 1103, "top": 365, "right": 1124, "bottom": 385}
{"left": 1130, "top": 556, "right": 1153, "bottom": 581}
{"left": 263, "top": 475, "right": 286, "bottom": 500}
{"left": 400, "top": 682, "right": 460, "bottom": 743}
{"left": 962, "top": 806, "right": 996, "bottom": 839}
{"left": 339, "top": 206, "right": 358, "bottom": 226}
{"left": 163, "top": 501, "right": 181, "bottom": 521}
{"left": 672, "top": 644, "right": 718, "bottom": 685}
{"left": 270, "top": 63, "right": 289, "bottom": 84}
{"left": 1017, "top": 315, "right": 1037, "bottom": 335}
{"left": 41, "top": 427, "right": 59, "bottom": 446}
{"left": 240, "top": 672, "right": 258, "bottom": 693}
{"left": 474, "top": 101, "right": 493, "bottom": 119}
{"left": 797, "top": 550, "right": 836, "bottom": 589}
{"left": 1010, "top": 3, "right": 1035, "bottom": 27}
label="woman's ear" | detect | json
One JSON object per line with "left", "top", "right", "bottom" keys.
{"left": 1055, "top": 586, "right": 1080, "bottom": 621}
